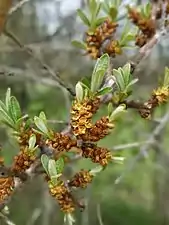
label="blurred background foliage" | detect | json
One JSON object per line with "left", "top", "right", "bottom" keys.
{"left": 1, "top": 0, "right": 169, "bottom": 224}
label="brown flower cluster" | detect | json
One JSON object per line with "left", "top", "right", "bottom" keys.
{"left": 82, "top": 145, "right": 112, "bottom": 166}
{"left": 85, "top": 18, "right": 120, "bottom": 59}
{"left": 71, "top": 97, "right": 100, "bottom": 138}
{"left": 80, "top": 116, "right": 114, "bottom": 142}
{"left": 45, "top": 132, "right": 77, "bottom": 154}
{"left": 139, "top": 86, "right": 169, "bottom": 119}
{"left": 49, "top": 181, "right": 75, "bottom": 213}
{"left": 69, "top": 170, "right": 93, "bottom": 188}
{"left": 153, "top": 86, "right": 169, "bottom": 103}
{"left": 0, "top": 177, "right": 14, "bottom": 204}
{"left": 12, "top": 147, "right": 36, "bottom": 174}
{"left": 12, "top": 124, "right": 40, "bottom": 174}
{"left": 128, "top": 6, "right": 156, "bottom": 47}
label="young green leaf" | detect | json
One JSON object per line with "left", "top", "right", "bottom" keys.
{"left": 109, "top": 6, "right": 118, "bottom": 20}
{"left": 0, "top": 109, "right": 16, "bottom": 129}
{"left": 109, "top": 104, "right": 126, "bottom": 121}
{"left": 34, "top": 116, "right": 49, "bottom": 135}
{"left": 102, "top": 1, "right": 109, "bottom": 13}
{"left": 91, "top": 54, "right": 109, "bottom": 93}
{"left": 113, "top": 69, "right": 125, "bottom": 91}
{"left": 115, "top": 0, "right": 122, "bottom": 8}
{"left": 77, "top": 9, "right": 90, "bottom": 26}
{"left": 89, "top": 0, "right": 97, "bottom": 15}
{"left": 5, "top": 88, "right": 11, "bottom": 111}
{"left": 125, "top": 78, "right": 138, "bottom": 91}
{"left": 120, "top": 33, "right": 135, "bottom": 46}
{"left": 121, "top": 22, "right": 130, "bottom": 41}
{"left": 75, "top": 82, "right": 84, "bottom": 102}
{"left": 0, "top": 100, "right": 8, "bottom": 114}
{"left": 39, "top": 111, "right": 47, "bottom": 124}
{"left": 16, "top": 114, "right": 29, "bottom": 126}
{"left": 55, "top": 157, "right": 64, "bottom": 174}
{"left": 71, "top": 40, "right": 87, "bottom": 50}
{"left": 28, "top": 134, "right": 36, "bottom": 150}
{"left": 96, "top": 87, "right": 112, "bottom": 96}
{"left": 8, "top": 96, "right": 22, "bottom": 122}
{"left": 122, "top": 63, "right": 131, "bottom": 85}
{"left": 108, "top": 102, "right": 113, "bottom": 117}
{"left": 143, "top": 2, "right": 151, "bottom": 18}
{"left": 81, "top": 77, "right": 91, "bottom": 89}
{"left": 95, "top": 17, "right": 107, "bottom": 26}
{"left": 95, "top": 2, "right": 102, "bottom": 17}
{"left": 48, "top": 159, "right": 58, "bottom": 184}
{"left": 41, "top": 154, "right": 50, "bottom": 176}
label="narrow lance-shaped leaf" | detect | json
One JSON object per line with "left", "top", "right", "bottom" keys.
{"left": 0, "top": 109, "right": 16, "bottom": 129}
{"left": 125, "top": 78, "right": 138, "bottom": 91}
{"left": 41, "top": 154, "right": 50, "bottom": 176}
{"left": 77, "top": 9, "right": 90, "bottom": 26}
{"left": 102, "top": 1, "right": 109, "bottom": 13}
{"left": 48, "top": 159, "right": 58, "bottom": 184}
{"left": 91, "top": 54, "right": 109, "bottom": 93}
{"left": 95, "top": 17, "right": 107, "bottom": 26}
{"left": 96, "top": 87, "right": 112, "bottom": 96}
{"left": 34, "top": 116, "right": 49, "bottom": 135}
{"left": 55, "top": 157, "right": 64, "bottom": 174}
{"left": 0, "top": 100, "right": 8, "bottom": 113}
{"left": 120, "top": 33, "right": 135, "bottom": 46}
{"left": 119, "top": 68, "right": 127, "bottom": 88}
{"left": 121, "top": 22, "right": 130, "bottom": 41}
{"left": 109, "top": 6, "right": 118, "bottom": 20}
{"left": 144, "top": 2, "right": 151, "bottom": 18}
{"left": 113, "top": 69, "right": 125, "bottom": 91}
{"left": 5, "top": 88, "right": 11, "bottom": 111}
{"left": 109, "top": 104, "right": 126, "bottom": 122}
{"left": 108, "top": 102, "right": 113, "bottom": 117}
{"left": 29, "top": 134, "right": 36, "bottom": 150}
{"left": 16, "top": 114, "right": 29, "bottom": 127}
{"left": 71, "top": 40, "right": 87, "bottom": 50}
{"left": 122, "top": 63, "right": 131, "bottom": 85}
{"left": 95, "top": 2, "right": 102, "bottom": 17}
{"left": 8, "top": 96, "right": 22, "bottom": 122}
{"left": 39, "top": 111, "right": 47, "bottom": 125}
{"left": 89, "top": 0, "right": 97, "bottom": 15}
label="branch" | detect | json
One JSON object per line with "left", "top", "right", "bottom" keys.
{"left": 114, "top": 108, "right": 169, "bottom": 185}
{"left": 112, "top": 141, "right": 151, "bottom": 151}
{"left": 131, "top": 28, "right": 168, "bottom": 72}
{"left": 8, "top": 0, "right": 31, "bottom": 16}
{"left": 3, "top": 29, "right": 75, "bottom": 97}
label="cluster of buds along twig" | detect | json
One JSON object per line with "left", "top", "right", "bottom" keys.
{"left": 72, "top": 0, "right": 136, "bottom": 59}
{"left": 0, "top": 54, "right": 128, "bottom": 224}
{"left": 138, "top": 67, "right": 169, "bottom": 119}
{"left": 0, "top": 52, "right": 169, "bottom": 225}
{"left": 73, "top": 1, "right": 169, "bottom": 60}
{"left": 127, "top": 1, "right": 169, "bottom": 47}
